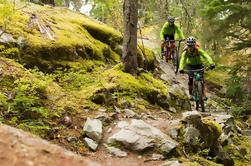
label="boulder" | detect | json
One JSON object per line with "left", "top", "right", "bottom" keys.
{"left": 129, "top": 119, "right": 166, "bottom": 139}
{"left": 107, "top": 129, "right": 154, "bottom": 151}
{"left": 107, "top": 119, "right": 175, "bottom": 153}
{"left": 83, "top": 118, "right": 103, "bottom": 142}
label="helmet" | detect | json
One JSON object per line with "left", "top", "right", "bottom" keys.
{"left": 168, "top": 16, "right": 175, "bottom": 23}
{"left": 186, "top": 37, "right": 196, "bottom": 46}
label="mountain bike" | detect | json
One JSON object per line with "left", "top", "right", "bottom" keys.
{"left": 183, "top": 67, "right": 211, "bottom": 112}
{"left": 162, "top": 39, "right": 183, "bottom": 73}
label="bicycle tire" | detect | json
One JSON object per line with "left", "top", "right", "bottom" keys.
{"left": 195, "top": 100, "right": 199, "bottom": 110}
{"left": 175, "top": 48, "right": 179, "bottom": 73}
{"left": 172, "top": 50, "right": 176, "bottom": 66}
{"left": 198, "top": 81, "right": 205, "bottom": 112}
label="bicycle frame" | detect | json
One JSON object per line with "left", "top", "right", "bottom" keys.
{"left": 184, "top": 68, "right": 209, "bottom": 100}
{"left": 192, "top": 73, "right": 203, "bottom": 101}
{"left": 164, "top": 39, "right": 183, "bottom": 60}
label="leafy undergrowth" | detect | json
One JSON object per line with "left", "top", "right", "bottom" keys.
{"left": 204, "top": 65, "right": 230, "bottom": 88}
{"left": 223, "top": 134, "right": 251, "bottom": 166}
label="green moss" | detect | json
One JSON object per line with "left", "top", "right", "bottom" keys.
{"left": 137, "top": 104, "right": 146, "bottom": 110}
{"left": 224, "top": 139, "right": 251, "bottom": 165}
{"left": 0, "top": 4, "right": 122, "bottom": 72}
{"left": 193, "top": 156, "right": 223, "bottom": 166}
{"left": 200, "top": 119, "right": 222, "bottom": 148}
{"left": 0, "top": 74, "right": 15, "bottom": 91}
{"left": 3, "top": 47, "right": 19, "bottom": 58}
{"left": 202, "top": 119, "right": 222, "bottom": 134}
{"left": 235, "top": 120, "right": 247, "bottom": 130}
{"left": 107, "top": 142, "right": 124, "bottom": 149}
{"left": 204, "top": 66, "right": 230, "bottom": 87}
{"left": 137, "top": 44, "right": 156, "bottom": 71}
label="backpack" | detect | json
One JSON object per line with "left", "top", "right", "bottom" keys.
{"left": 185, "top": 44, "right": 200, "bottom": 57}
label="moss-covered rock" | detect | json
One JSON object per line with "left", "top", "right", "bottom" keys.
{"left": 137, "top": 44, "right": 156, "bottom": 71}
{"left": 0, "top": 3, "right": 123, "bottom": 72}
{"left": 200, "top": 118, "right": 222, "bottom": 148}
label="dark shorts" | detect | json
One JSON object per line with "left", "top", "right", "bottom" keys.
{"left": 186, "top": 64, "right": 204, "bottom": 85}
{"left": 164, "top": 34, "right": 174, "bottom": 41}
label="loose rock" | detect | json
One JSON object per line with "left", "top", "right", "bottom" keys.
{"left": 83, "top": 118, "right": 103, "bottom": 142}
{"left": 168, "top": 128, "right": 178, "bottom": 140}
{"left": 104, "top": 144, "right": 127, "bottom": 157}
{"left": 152, "top": 153, "right": 165, "bottom": 161}
{"left": 169, "top": 107, "right": 177, "bottom": 113}
{"left": 66, "top": 136, "right": 77, "bottom": 143}
{"left": 160, "top": 160, "right": 181, "bottom": 166}
{"left": 84, "top": 137, "right": 98, "bottom": 151}
{"left": 124, "top": 109, "right": 139, "bottom": 119}
{"left": 159, "top": 139, "right": 178, "bottom": 154}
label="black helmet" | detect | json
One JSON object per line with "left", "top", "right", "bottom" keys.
{"left": 186, "top": 37, "right": 196, "bottom": 46}
{"left": 168, "top": 16, "right": 175, "bottom": 23}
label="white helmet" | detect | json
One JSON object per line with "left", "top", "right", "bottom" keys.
{"left": 186, "top": 37, "right": 196, "bottom": 46}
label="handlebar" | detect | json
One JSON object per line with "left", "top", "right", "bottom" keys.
{"left": 165, "top": 39, "right": 184, "bottom": 43}
{"left": 182, "top": 67, "right": 210, "bottom": 74}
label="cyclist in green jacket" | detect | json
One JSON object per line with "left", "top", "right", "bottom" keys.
{"left": 160, "top": 16, "right": 185, "bottom": 58}
{"left": 179, "top": 37, "right": 215, "bottom": 99}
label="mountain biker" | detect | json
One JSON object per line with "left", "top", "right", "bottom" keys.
{"left": 179, "top": 37, "right": 215, "bottom": 100}
{"left": 160, "top": 16, "right": 185, "bottom": 61}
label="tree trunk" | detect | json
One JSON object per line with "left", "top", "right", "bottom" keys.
{"left": 122, "top": 0, "right": 138, "bottom": 75}
{"left": 64, "top": 0, "right": 70, "bottom": 7}
{"left": 164, "top": 0, "right": 169, "bottom": 19}
{"left": 102, "top": 4, "right": 105, "bottom": 23}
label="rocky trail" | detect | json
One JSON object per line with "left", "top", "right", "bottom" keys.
{"left": 1, "top": 56, "right": 250, "bottom": 166}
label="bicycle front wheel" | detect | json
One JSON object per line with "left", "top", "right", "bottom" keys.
{"left": 198, "top": 81, "right": 205, "bottom": 112}
{"left": 175, "top": 48, "right": 179, "bottom": 73}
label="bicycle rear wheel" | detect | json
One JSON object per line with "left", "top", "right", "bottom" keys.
{"left": 172, "top": 49, "right": 177, "bottom": 72}
{"left": 198, "top": 81, "right": 205, "bottom": 112}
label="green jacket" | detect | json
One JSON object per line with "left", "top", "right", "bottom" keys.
{"left": 179, "top": 47, "right": 214, "bottom": 70}
{"left": 160, "top": 22, "right": 185, "bottom": 40}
